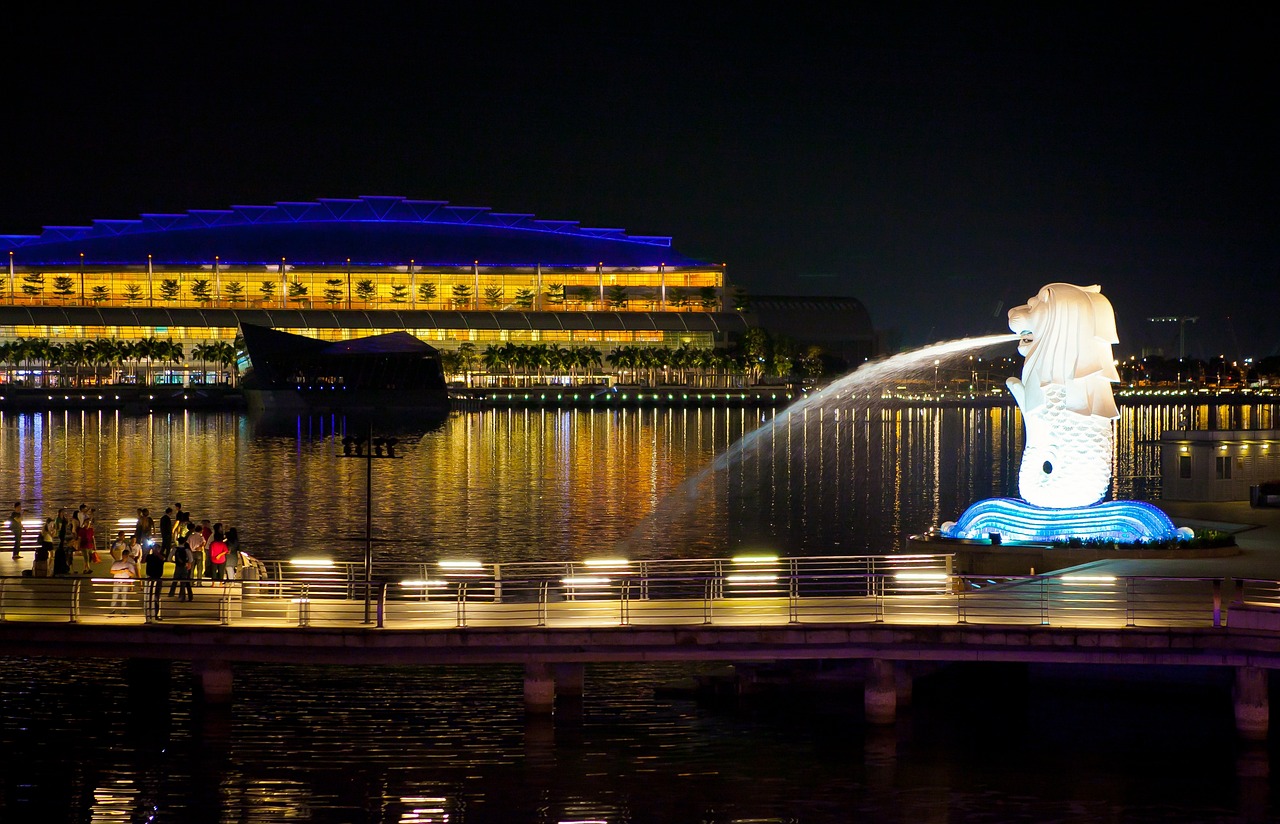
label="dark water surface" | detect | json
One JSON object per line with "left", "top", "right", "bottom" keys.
{"left": 2, "top": 400, "right": 1278, "bottom": 821}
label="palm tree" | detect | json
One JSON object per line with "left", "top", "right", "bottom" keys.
{"left": 133, "top": 337, "right": 161, "bottom": 384}
{"left": 481, "top": 344, "right": 506, "bottom": 386}
{"left": 61, "top": 340, "right": 89, "bottom": 386}
{"left": 86, "top": 338, "right": 118, "bottom": 383}
{"left": 607, "top": 346, "right": 634, "bottom": 384}
{"left": 0, "top": 341, "right": 13, "bottom": 384}
{"left": 162, "top": 340, "right": 186, "bottom": 382}
{"left": 456, "top": 342, "right": 478, "bottom": 387}
{"left": 579, "top": 346, "right": 602, "bottom": 385}
{"left": 214, "top": 341, "right": 239, "bottom": 385}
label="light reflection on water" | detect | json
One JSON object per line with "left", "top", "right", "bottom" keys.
{"left": 2, "top": 400, "right": 1278, "bottom": 821}
{"left": 0, "top": 656, "right": 1265, "bottom": 822}
{"left": 0, "top": 400, "right": 1273, "bottom": 562}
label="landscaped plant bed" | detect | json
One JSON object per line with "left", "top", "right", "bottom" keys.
{"left": 1050, "top": 529, "right": 1236, "bottom": 551}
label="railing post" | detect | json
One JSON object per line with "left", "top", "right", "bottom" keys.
{"left": 70, "top": 578, "right": 82, "bottom": 623}
{"left": 957, "top": 576, "right": 967, "bottom": 624}
{"left": 0, "top": 578, "right": 6, "bottom": 622}
{"left": 1040, "top": 576, "right": 1048, "bottom": 626}
{"left": 537, "top": 580, "right": 547, "bottom": 627}
{"left": 377, "top": 582, "right": 387, "bottom": 628}
{"left": 788, "top": 572, "right": 799, "bottom": 624}
{"left": 219, "top": 584, "right": 230, "bottom": 626}
{"left": 874, "top": 574, "right": 884, "bottom": 623}
{"left": 703, "top": 578, "right": 713, "bottom": 625}
{"left": 1213, "top": 579, "right": 1223, "bottom": 628}
{"left": 1126, "top": 577, "right": 1136, "bottom": 627}
{"left": 620, "top": 579, "right": 630, "bottom": 626}
{"left": 458, "top": 582, "right": 469, "bottom": 628}
{"left": 493, "top": 563, "right": 502, "bottom": 603}
{"left": 298, "top": 584, "right": 310, "bottom": 627}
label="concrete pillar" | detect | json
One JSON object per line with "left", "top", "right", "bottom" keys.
{"left": 864, "top": 659, "right": 897, "bottom": 725}
{"left": 524, "top": 662, "right": 556, "bottom": 715}
{"left": 192, "top": 659, "right": 233, "bottom": 705}
{"left": 553, "top": 663, "right": 585, "bottom": 700}
{"left": 1234, "top": 667, "right": 1269, "bottom": 741}
{"left": 895, "top": 664, "right": 913, "bottom": 709}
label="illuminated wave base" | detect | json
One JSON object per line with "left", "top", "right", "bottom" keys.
{"left": 944, "top": 498, "right": 1180, "bottom": 543}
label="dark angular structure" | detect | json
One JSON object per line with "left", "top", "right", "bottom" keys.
{"left": 239, "top": 323, "right": 447, "bottom": 414}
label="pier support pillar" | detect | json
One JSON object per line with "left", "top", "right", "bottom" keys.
{"left": 553, "top": 663, "right": 585, "bottom": 700}
{"left": 895, "top": 664, "right": 913, "bottom": 709}
{"left": 524, "top": 663, "right": 556, "bottom": 715}
{"left": 193, "top": 659, "right": 233, "bottom": 705}
{"left": 864, "top": 659, "right": 897, "bottom": 725}
{"left": 1234, "top": 667, "right": 1269, "bottom": 741}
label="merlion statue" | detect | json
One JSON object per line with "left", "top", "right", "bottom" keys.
{"left": 942, "top": 281, "right": 1180, "bottom": 542}
{"left": 1006, "top": 283, "right": 1120, "bottom": 508}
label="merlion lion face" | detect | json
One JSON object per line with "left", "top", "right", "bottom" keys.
{"left": 1007, "top": 288, "right": 1050, "bottom": 358}
{"left": 1005, "top": 283, "right": 1121, "bottom": 509}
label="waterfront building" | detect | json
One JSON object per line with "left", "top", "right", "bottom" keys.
{"left": 1160, "top": 429, "right": 1280, "bottom": 501}
{"left": 0, "top": 197, "right": 748, "bottom": 380}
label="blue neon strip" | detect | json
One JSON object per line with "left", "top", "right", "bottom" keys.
{"left": 944, "top": 498, "right": 1180, "bottom": 543}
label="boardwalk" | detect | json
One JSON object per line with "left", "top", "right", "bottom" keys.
{"left": 4, "top": 544, "right": 1280, "bottom": 736}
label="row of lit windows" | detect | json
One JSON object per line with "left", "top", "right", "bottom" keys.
{"left": 1, "top": 325, "right": 709, "bottom": 348}
{"left": 0, "top": 268, "right": 723, "bottom": 310}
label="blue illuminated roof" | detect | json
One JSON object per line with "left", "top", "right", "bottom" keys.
{"left": 0, "top": 196, "right": 705, "bottom": 268}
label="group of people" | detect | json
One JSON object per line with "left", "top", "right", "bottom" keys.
{"left": 104, "top": 504, "right": 244, "bottom": 618}
{"left": 9, "top": 500, "right": 246, "bottom": 618}
{"left": 8, "top": 501, "right": 101, "bottom": 577}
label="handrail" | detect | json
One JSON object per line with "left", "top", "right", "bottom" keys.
{"left": 0, "top": 572, "right": 1269, "bottom": 633}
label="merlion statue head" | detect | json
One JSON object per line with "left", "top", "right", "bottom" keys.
{"left": 1007, "top": 283, "right": 1120, "bottom": 420}
{"left": 1006, "top": 283, "right": 1121, "bottom": 509}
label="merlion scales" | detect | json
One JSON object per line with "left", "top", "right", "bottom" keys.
{"left": 943, "top": 282, "right": 1180, "bottom": 543}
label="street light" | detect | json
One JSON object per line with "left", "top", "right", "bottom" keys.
{"left": 338, "top": 424, "right": 401, "bottom": 623}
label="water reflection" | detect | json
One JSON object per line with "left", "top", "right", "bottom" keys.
{"left": 2, "top": 401, "right": 1277, "bottom": 563}
{"left": 1, "top": 656, "right": 1265, "bottom": 822}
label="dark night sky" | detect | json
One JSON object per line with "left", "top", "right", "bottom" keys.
{"left": 2, "top": 6, "right": 1275, "bottom": 357}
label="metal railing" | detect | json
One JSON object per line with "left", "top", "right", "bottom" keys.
{"left": 1, "top": 564, "right": 1276, "bottom": 633}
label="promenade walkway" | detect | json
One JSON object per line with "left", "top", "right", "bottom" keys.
{"left": 4, "top": 500, "right": 1280, "bottom": 736}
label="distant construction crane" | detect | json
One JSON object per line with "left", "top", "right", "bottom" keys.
{"left": 1148, "top": 316, "right": 1198, "bottom": 360}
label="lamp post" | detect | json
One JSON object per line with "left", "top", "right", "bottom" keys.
{"left": 338, "top": 423, "right": 400, "bottom": 623}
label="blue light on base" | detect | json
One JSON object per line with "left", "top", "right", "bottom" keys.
{"left": 942, "top": 498, "right": 1181, "bottom": 544}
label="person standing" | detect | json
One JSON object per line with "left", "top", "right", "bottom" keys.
{"left": 159, "top": 507, "right": 174, "bottom": 560}
{"left": 111, "top": 531, "right": 129, "bottom": 561}
{"left": 172, "top": 535, "right": 194, "bottom": 602}
{"left": 144, "top": 542, "right": 166, "bottom": 621}
{"left": 34, "top": 518, "right": 55, "bottom": 577}
{"left": 168, "top": 516, "right": 189, "bottom": 598}
{"left": 188, "top": 523, "right": 208, "bottom": 586}
{"left": 225, "top": 527, "right": 241, "bottom": 580}
{"left": 8, "top": 502, "right": 22, "bottom": 560}
{"left": 53, "top": 508, "right": 71, "bottom": 576}
{"left": 77, "top": 508, "right": 97, "bottom": 574}
{"left": 208, "top": 525, "right": 229, "bottom": 582}
{"left": 109, "top": 548, "right": 138, "bottom": 615}
{"left": 137, "top": 508, "right": 154, "bottom": 548}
